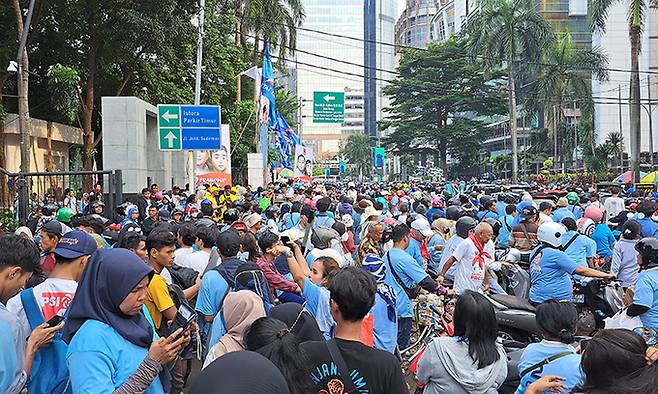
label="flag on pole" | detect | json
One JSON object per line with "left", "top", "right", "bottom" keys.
{"left": 260, "top": 43, "right": 277, "bottom": 128}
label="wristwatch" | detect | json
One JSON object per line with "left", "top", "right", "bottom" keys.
{"left": 285, "top": 249, "right": 294, "bottom": 258}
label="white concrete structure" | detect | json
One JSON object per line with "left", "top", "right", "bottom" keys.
{"left": 101, "top": 96, "right": 187, "bottom": 193}
{"left": 295, "top": 0, "right": 398, "bottom": 158}
{"left": 592, "top": 6, "right": 658, "bottom": 156}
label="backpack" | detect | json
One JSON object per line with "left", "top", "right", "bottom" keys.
{"left": 234, "top": 262, "right": 275, "bottom": 312}
{"left": 20, "top": 289, "right": 72, "bottom": 394}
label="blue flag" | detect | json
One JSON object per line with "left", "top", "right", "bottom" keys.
{"left": 260, "top": 43, "right": 277, "bottom": 128}
{"left": 274, "top": 112, "right": 299, "bottom": 169}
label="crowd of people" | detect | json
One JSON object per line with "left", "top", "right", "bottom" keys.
{"left": 1, "top": 179, "right": 658, "bottom": 393}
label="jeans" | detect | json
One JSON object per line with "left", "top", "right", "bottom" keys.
{"left": 488, "top": 274, "right": 507, "bottom": 295}
{"left": 397, "top": 317, "right": 413, "bottom": 350}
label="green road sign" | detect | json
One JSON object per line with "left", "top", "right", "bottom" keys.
{"left": 313, "top": 92, "right": 344, "bottom": 123}
{"left": 159, "top": 128, "right": 181, "bottom": 150}
{"left": 158, "top": 105, "right": 180, "bottom": 128}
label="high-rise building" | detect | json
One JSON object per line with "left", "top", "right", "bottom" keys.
{"left": 395, "top": 0, "right": 439, "bottom": 51}
{"left": 294, "top": 0, "right": 398, "bottom": 159}
{"left": 592, "top": 6, "right": 658, "bottom": 164}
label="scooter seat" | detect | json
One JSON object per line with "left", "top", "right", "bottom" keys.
{"left": 490, "top": 294, "right": 536, "bottom": 312}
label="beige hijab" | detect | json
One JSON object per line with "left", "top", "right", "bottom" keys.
{"left": 202, "top": 290, "right": 265, "bottom": 369}
{"left": 431, "top": 218, "right": 453, "bottom": 242}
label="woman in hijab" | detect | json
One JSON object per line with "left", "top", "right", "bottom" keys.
{"left": 64, "top": 249, "right": 190, "bottom": 393}
{"left": 428, "top": 218, "right": 451, "bottom": 273}
{"left": 120, "top": 206, "right": 139, "bottom": 228}
{"left": 269, "top": 303, "right": 323, "bottom": 343}
{"left": 203, "top": 290, "right": 266, "bottom": 369}
{"left": 191, "top": 351, "right": 290, "bottom": 394}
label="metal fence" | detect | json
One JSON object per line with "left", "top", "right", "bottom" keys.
{"left": 0, "top": 167, "right": 123, "bottom": 224}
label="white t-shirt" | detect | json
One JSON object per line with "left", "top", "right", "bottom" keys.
{"left": 539, "top": 213, "right": 554, "bottom": 225}
{"left": 174, "top": 247, "right": 195, "bottom": 265}
{"left": 7, "top": 278, "right": 77, "bottom": 331}
{"left": 179, "top": 250, "right": 211, "bottom": 274}
{"left": 604, "top": 196, "right": 625, "bottom": 222}
{"left": 451, "top": 238, "right": 495, "bottom": 295}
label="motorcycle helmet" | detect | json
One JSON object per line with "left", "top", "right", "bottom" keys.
{"left": 483, "top": 217, "right": 502, "bottom": 238}
{"left": 479, "top": 195, "right": 495, "bottom": 210}
{"left": 56, "top": 207, "right": 73, "bottom": 224}
{"left": 635, "top": 237, "right": 658, "bottom": 269}
{"left": 455, "top": 216, "right": 477, "bottom": 238}
{"left": 445, "top": 206, "right": 464, "bottom": 221}
{"left": 223, "top": 208, "right": 240, "bottom": 224}
{"left": 521, "top": 205, "right": 538, "bottom": 220}
{"left": 537, "top": 222, "right": 566, "bottom": 248}
{"left": 584, "top": 205, "right": 604, "bottom": 223}
{"left": 565, "top": 192, "right": 579, "bottom": 206}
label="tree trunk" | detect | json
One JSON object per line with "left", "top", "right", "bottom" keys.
{"left": 81, "top": 38, "right": 99, "bottom": 190}
{"left": 439, "top": 138, "right": 448, "bottom": 177}
{"left": 507, "top": 65, "right": 519, "bottom": 183}
{"left": 12, "top": 0, "right": 30, "bottom": 173}
{"left": 235, "top": 0, "right": 243, "bottom": 45}
{"left": 253, "top": 32, "right": 260, "bottom": 66}
{"left": 630, "top": 26, "right": 642, "bottom": 183}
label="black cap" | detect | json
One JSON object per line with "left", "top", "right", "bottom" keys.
{"left": 217, "top": 229, "right": 241, "bottom": 257}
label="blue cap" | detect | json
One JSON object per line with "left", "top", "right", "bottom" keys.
{"left": 53, "top": 230, "right": 98, "bottom": 259}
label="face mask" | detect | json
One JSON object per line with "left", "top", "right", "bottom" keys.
{"left": 341, "top": 233, "right": 349, "bottom": 242}
{"left": 237, "top": 251, "right": 249, "bottom": 261}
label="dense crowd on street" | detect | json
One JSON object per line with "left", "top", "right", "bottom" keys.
{"left": 1, "top": 179, "right": 658, "bottom": 393}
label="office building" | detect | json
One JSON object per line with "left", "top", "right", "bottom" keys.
{"left": 395, "top": 0, "right": 439, "bottom": 51}
{"left": 295, "top": 0, "right": 398, "bottom": 158}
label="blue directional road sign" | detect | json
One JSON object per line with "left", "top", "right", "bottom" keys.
{"left": 157, "top": 104, "right": 221, "bottom": 151}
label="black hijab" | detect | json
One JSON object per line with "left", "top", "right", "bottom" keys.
{"left": 63, "top": 248, "right": 154, "bottom": 347}
{"left": 269, "top": 303, "right": 323, "bottom": 343}
{"left": 190, "top": 351, "right": 290, "bottom": 394}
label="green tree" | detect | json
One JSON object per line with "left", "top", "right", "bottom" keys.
{"left": 605, "top": 131, "right": 624, "bottom": 170}
{"left": 465, "top": 0, "right": 554, "bottom": 182}
{"left": 380, "top": 37, "right": 506, "bottom": 177}
{"left": 340, "top": 133, "right": 373, "bottom": 180}
{"left": 242, "top": 0, "right": 304, "bottom": 63}
{"left": 590, "top": 0, "right": 652, "bottom": 182}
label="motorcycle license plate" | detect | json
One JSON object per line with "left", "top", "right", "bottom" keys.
{"left": 573, "top": 294, "right": 585, "bottom": 304}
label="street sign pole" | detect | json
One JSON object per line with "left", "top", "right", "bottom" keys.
{"left": 188, "top": 0, "right": 206, "bottom": 194}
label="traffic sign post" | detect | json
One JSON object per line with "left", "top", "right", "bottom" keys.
{"left": 313, "top": 92, "right": 344, "bottom": 123}
{"left": 157, "top": 104, "right": 221, "bottom": 151}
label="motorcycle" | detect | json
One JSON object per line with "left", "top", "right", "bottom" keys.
{"left": 572, "top": 279, "right": 625, "bottom": 335}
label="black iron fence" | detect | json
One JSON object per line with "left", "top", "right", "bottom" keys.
{"left": 0, "top": 167, "right": 123, "bottom": 224}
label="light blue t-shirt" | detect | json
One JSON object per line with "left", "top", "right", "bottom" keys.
{"left": 591, "top": 224, "right": 616, "bottom": 259}
{"left": 313, "top": 214, "right": 335, "bottom": 229}
{"left": 384, "top": 248, "right": 428, "bottom": 318}
{"left": 405, "top": 237, "right": 425, "bottom": 268}
{"left": 195, "top": 270, "right": 229, "bottom": 319}
{"left": 0, "top": 320, "right": 16, "bottom": 394}
{"left": 498, "top": 214, "right": 514, "bottom": 248}
{"left": 301, "top": 278, "right": 334, "bottom": 339}
{"left": 66, "top": 319, "right": 164, "bottom": 394}
{"left": 552, "top": 207, "right": 576, "bottom": 224}
{"left": 633, "top": 267, "right": 658, "bottom": 328}
{"left": 477, "top": 210, "right": 498, "bottom": 221}
{"left": 515, "top": 341, "right": 582, "bottom": 394}
{"left": 370, "top": 293, "right": 397, "bottom": 354}
{"left": 637, "top": 217, "right": 658, "bottom": 238}
{"left": 427, "top": 234, "right": 446, "bottom": 272}
{"left": 529, "top": 247, "right": 579, "bottom": 304}
{"left": 496, "top": 202, "right": 508, "bottom": 218}
{"left": 562, "top": 230, "right": 596, "bottom": 283}
{"left": 567, "top": 205, "right": 583, "bottom": 220}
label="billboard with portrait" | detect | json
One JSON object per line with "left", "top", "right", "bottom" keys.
{"left": 293, "top": 144, "right": 313, "bottom": 184}
{"left": 195, "top": 124, "right": 232, "bottom": 187}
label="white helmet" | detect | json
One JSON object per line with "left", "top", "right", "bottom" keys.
{"left": 537, "top": 222, "right": 566, "bottom": 248}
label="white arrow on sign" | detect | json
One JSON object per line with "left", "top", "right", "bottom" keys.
{"left": 164, "top": 131, "right": 178, "bottom": 148}
{"left": 162, "top": 110, "right": 179, "bottom": 123}
{"left": 323, "top": 94, "right": 335, "bottom": 102}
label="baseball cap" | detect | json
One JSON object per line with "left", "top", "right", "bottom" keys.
{"left": 245, "top": 213, "right": 264, "bottom": 228}
{"left": 217, "top": 229, "right": 241, "bottom": 257}
{"left": 53, "top": 230, "right": 98, "bottom": 259}
{"left": 41, "top": 220, "right": 68, "bottom": 237}
{"left": 411, "top": 218, "right": 434, "bottom": 237}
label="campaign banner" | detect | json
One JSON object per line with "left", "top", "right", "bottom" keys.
{"left": 195, "top": 124, "right": 232, "bottom": 187}
{"left": 293, "top": 144, "right": 313, "bottom": 184}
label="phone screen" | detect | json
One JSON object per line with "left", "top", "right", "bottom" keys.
{"left": 179, "top": 304, "right": 193, "bottom": 320}
{"left": 47, "top": 314, "right": 64, "bottom": 327}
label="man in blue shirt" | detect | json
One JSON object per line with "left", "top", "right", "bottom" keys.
{"left": 627, "top": 237, "right": 658, "bottom": 328}
{"left": 560, "top": 218, "right": 596, "bottom": 268}
{"left": 406, "top": 218, "right": 434, "bottom": 268}
{"left": 635, "top": 201, "right": 658, "bottom": 237}
{"left": 477, "top": 195, "right": 498, "bottom": 221}
{"left": 384, "top": 224, "right": 446, "bottom": 349}
{"left": 552, "top": 197, "right": 576, "bottom": 224}
{"left": 195, "top": 229, "right": 243, "bottom": 347}
{"left": 313, "top": 197, "right": 335, "bottom": 229}
{"left": 529, "top": 222, "right": 614, "bottom": 305}
{"left": 498, "top": 204, "right": 516, "bottom": 248}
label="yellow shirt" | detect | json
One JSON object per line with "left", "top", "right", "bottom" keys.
{"left": 145, "top": 273, "right": 174, "bottom": 329}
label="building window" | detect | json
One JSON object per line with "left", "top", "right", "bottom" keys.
{"left": 569, "top": 0, "right": 587, "bottom": 15}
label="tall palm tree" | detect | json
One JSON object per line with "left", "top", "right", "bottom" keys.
{"left": 605, "top": 131, "right": 624, "bottom": 170}
{"left": 529, "top": 31, "right": 608, "bottom": 171}
{"left": 590, "top": 0, "right": 654, "bottom": 182}
{"left": 242, "top": 0, "right": 304, "bottom": 64}
{"left": 465, "top": 0, "right": 554, "bottom": 182}
{"left": 340, "top": 133, "right": 373, "bottom": 180}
